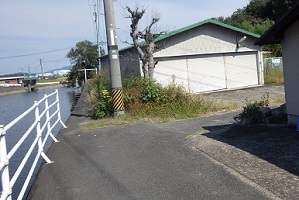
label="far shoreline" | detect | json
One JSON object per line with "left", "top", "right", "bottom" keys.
{"left": 0, "top": 84, "right": 66, "bottom": 97}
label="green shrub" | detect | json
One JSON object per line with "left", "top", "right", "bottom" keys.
{"left": 92, "top": 89, "right": 112, "bottom": 119}
{"left": 234, "top": 93, "right": 269, "bottom": 122}
{"left": 142, "top": 79, "right": 163, "bottom": 103}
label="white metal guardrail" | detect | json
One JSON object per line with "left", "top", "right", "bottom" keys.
{"left": 0, "top": 89, "right": 67, "bottom": 200}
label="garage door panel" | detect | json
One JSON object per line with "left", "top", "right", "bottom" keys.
{"left": 188, "top": 56, "right": 226, "bottom": 93}
{"left": 225, "top": 53, "right": 259, "bottom": 89}
{"left": 155, "top": 59, "right": 189, "bottom": 89}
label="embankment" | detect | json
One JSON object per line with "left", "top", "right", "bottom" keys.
{"left": 0, "top": 84, "right": 65, "bottom": 97}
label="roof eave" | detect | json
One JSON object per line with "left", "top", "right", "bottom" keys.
{"left": 154, "top": 18, "right": 260, "bottom": 43}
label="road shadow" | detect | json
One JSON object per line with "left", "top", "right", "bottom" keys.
{"left": 201, "top": 124, "right": 299, "bottom": 177}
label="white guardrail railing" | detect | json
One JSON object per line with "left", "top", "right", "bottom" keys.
{"left": 0, "top": 89, "right": 67, "bottom": 200}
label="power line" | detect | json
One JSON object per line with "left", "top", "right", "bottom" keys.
{"left": 43, "top": 58, "right": 69, "bottom": 63}
{"left": 88, "top": 0, "right": 103, "bottom": 70}
{"left": 0, "top": 48, "right": 71, "bottom": 60}
{"left": 88, "top": 0, "right": 98, "bottom": 39}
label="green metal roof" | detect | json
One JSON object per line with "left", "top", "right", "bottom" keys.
{"left": 118, "top": 18, "right": 260, "bottom": 53}
{"left": 155, "top": 18, "right": 260, "bottom": 41}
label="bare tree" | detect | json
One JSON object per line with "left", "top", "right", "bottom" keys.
{"left": 126, "top": 6, "right": 165, "bottom": 79}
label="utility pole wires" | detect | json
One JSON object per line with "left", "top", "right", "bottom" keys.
{"left": 89, "top": 0, "right": 103, "bottom": 71}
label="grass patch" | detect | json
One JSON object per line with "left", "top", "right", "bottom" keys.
{"left": 185, "top": 130, "right": 210, "bottom": 139}
{"left": 269, "top": 96, "right": 285, "bottom": 105}
{"left": 37, "top": 77, "right": 67, "bottom": 83}
{"left": 264, "top": 65, "right": 284, "bottom": 84}
{"left": 82, "top": 115, "right": 176, "bottom": 131}
{"left": 83, "top": 100, "right": 237, "bottom": 130}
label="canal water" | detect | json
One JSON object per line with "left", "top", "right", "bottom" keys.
{"left": 0, "top": 87, "right": 76, "bottom": 199}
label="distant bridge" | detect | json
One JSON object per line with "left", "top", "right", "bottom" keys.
{"left": 0, "top": 75, "right": 38, "bottom": 92}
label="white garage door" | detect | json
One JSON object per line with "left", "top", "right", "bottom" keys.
{"left": 155, "top": 52, "right": 259, "bottom": 93}
{"left": 155, "top": 55, "right": 227, "bottom": 93}
{"left": 225, "top": 52, "right": 259, "bottom": 89}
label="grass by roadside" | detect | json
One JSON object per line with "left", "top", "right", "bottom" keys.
{"left": 269, "top": 96, "right": 285, "bottom": 105}
{"left": 36, "top": 77, "right": 67, "bottom": 83}
{"left": 81, "top": 72, "right": 285, "bottom": 131}
{"left": 82, "top": 94, "right": 285, "bottom": 131}
{"left": 83, "top": 96, "right": 239, "bottom": 131}
{"left": 264, "top": 65, "right": 284, "bottom": 84}
{"left": 82, "top": 115, "right": 173, "bottom": 130}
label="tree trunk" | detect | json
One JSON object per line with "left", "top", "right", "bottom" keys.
{"left": 147, "top": 42, "right": 155, "bottom": 79}
{"left": 148, "top": 56, "right": 155, "bottom": 79}
{"left": 143, "top": 61, "right": 149, "bottom": 79}
{"left": 126, "top": 6, "right": 164, "bottom": 80}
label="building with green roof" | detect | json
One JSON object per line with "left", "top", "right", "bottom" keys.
{"left": 101, "top": 18, "right": 263, "bottom": 93}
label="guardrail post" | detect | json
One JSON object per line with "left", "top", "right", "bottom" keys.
{"left": 55, "top": 89, "right": 67, "bottom": 128}
{"left": 44, "top": 94, "right": 58, "bottom": 143}
{"left": 34, "top": 102, "right": 53, "bottom": 164}
{"left": 0, "top": 125, "right": 12, "bottom": 200}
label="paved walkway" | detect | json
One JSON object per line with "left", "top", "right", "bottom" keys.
{"left": 27, "top": 84, "right": 299, "bottom": 200}
{"left": 27, "top": 113, "right": 274, "bottom": 200}
{"left": 202, "top": 84, "right": 285, "bottom": 106}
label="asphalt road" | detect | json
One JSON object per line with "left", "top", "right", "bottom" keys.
{"left": 27, "top": 111, "right": 274, "bottom": 200}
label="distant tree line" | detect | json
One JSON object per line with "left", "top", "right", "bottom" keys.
{"left": 66, "top": 40, "right": 105, "bottom": 86}
{"left": 214, "top": 0, "right": 298, "bottom": 56}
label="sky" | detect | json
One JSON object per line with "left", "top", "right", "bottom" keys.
{"left": 0, "top": 0, "right": 250, "bottom": 75}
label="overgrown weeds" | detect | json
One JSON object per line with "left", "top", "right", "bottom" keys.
{"left": 85, "top": 74, "right": 234, "bottom": 130}
{"left": 234, "top": 93, "right": 269, "bottom": 122}
{"left": 123, "top": 77, "right": 213, "bottom": 119}
{"left": 264, "top": 65, "right": 284, "bottom": 84}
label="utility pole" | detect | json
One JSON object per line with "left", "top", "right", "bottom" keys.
{"left": 28, "top": 65, "right": 31, "bottom": 77}
{"left": 103, "top": 0, "right": 124, "bottom": 116}
{"left": 40, "top": 59, "right": 44, "bottom": 80}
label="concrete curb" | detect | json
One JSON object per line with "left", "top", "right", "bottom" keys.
{"left": 188, "top": 126, "right": 299, "bottom": 199}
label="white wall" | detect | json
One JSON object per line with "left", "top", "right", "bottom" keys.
{"left": 282, "top": 19, "right": 299, "bottom": 124}
{"left": 154, "top": 23, "right": 260, "bottom": 58}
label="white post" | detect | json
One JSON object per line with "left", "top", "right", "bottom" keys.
{"left": 0, "top": 125, "right": 12, "bottom": 200}
{"left": 44, "top": 94, "right": 58, "bottom": 143}
{"left": 258, "top": 47, "right": 264, "bottom": 85}
{"left": 55, "top": 90, "right": 67, "bottom": 128}
{"left": 34, "top": 101, "right": 52, "bottom": 164}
